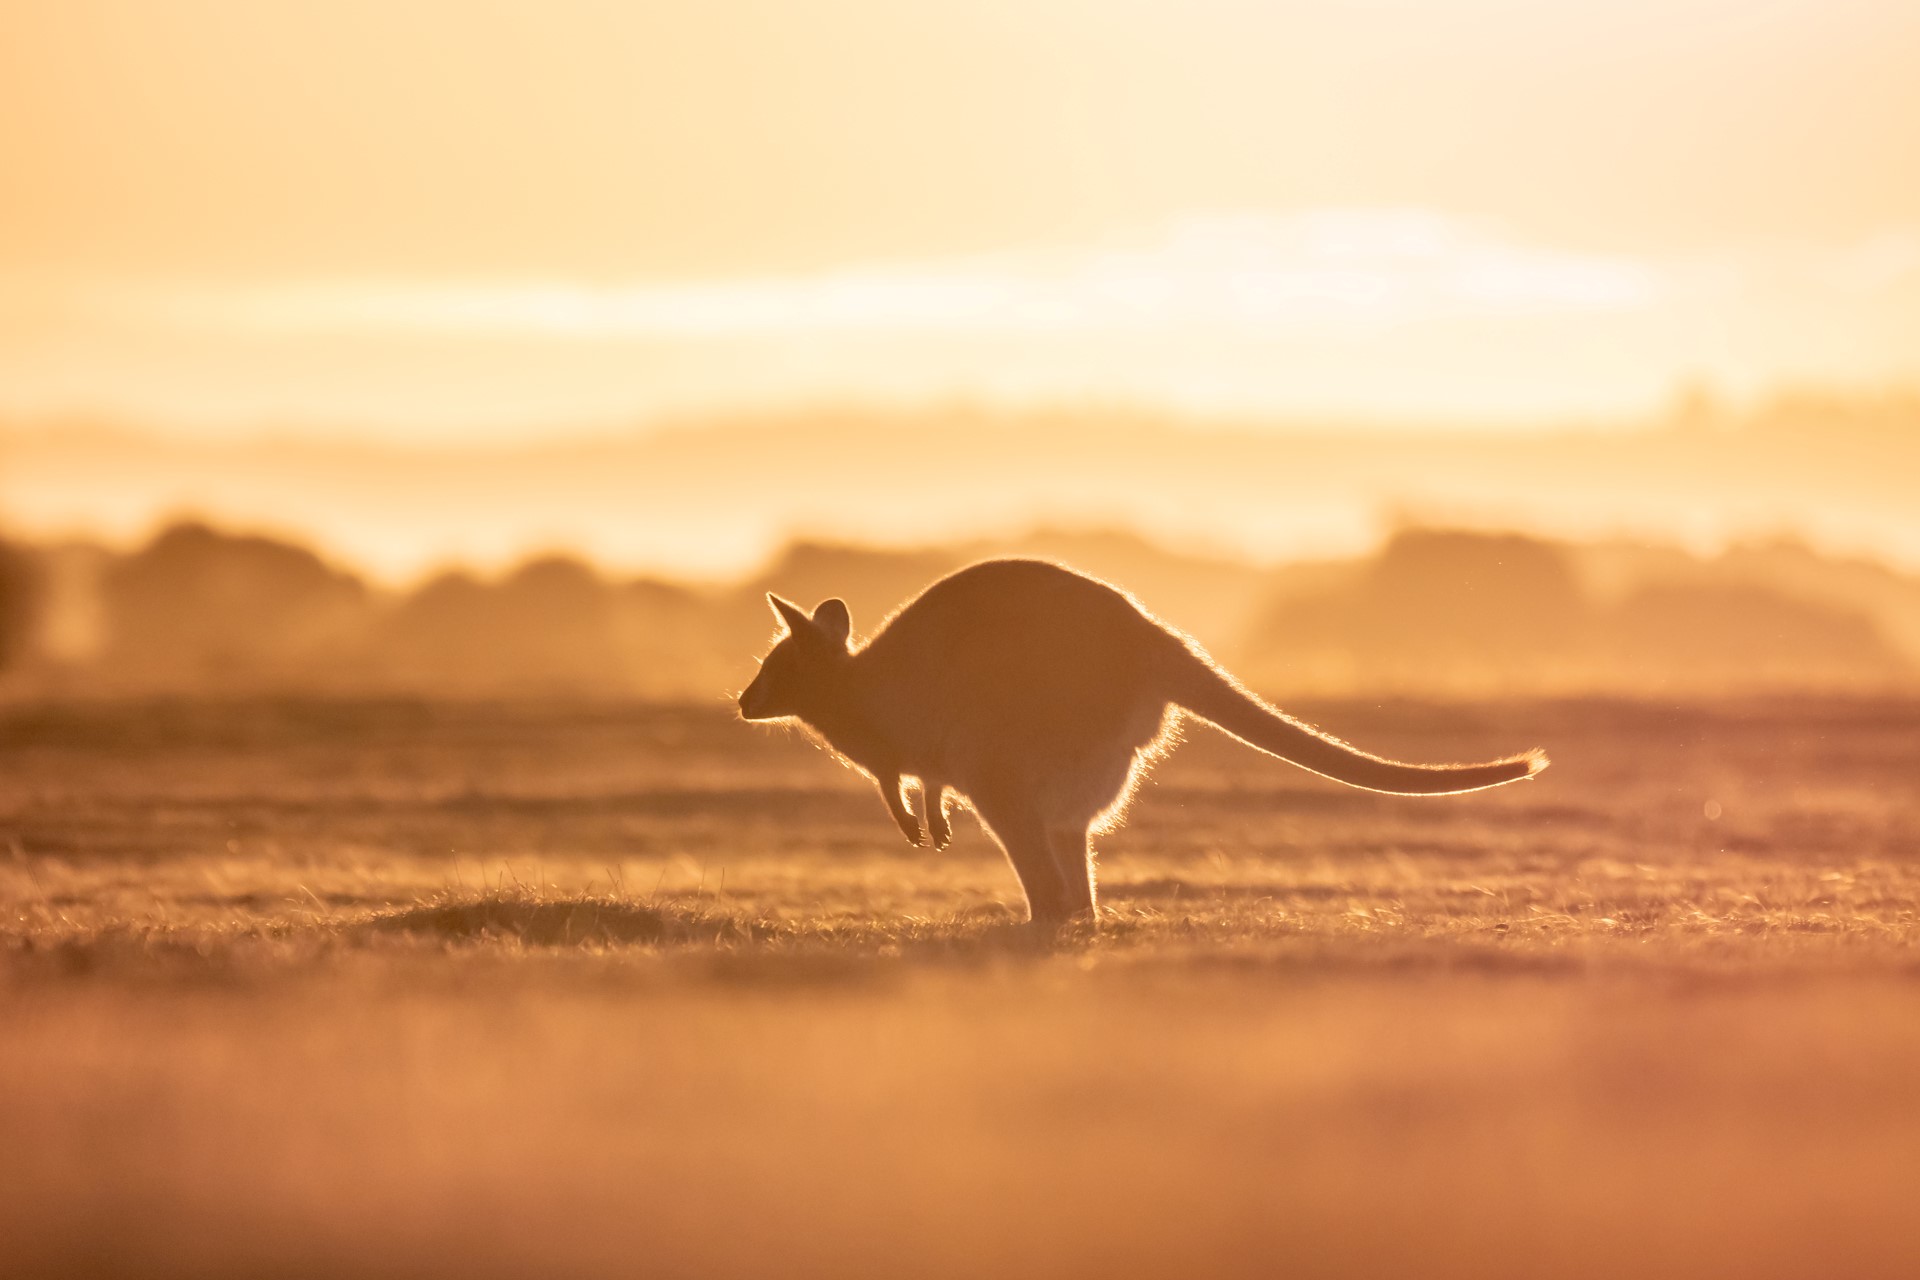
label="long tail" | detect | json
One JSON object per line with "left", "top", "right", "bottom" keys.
{"left": 1158, "top": 645, "right": 1547, "bottom": 796}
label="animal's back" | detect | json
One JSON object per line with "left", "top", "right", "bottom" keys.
{"left": 855, "top": 559, "right": 1183, "bottom": 771}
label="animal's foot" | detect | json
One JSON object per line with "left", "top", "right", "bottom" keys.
{"left": 1025, "top": 907, "right": 1098, "bottom": 940}
{"left": 929, "top": 813, "right": 953, "bottom": 849}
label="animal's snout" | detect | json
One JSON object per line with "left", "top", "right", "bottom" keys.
{"left": 737, "top": 682, "right": 769, "bottom": 720}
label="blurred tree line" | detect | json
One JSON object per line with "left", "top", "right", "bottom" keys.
{"left": 0, "top": 519, "right": 1914, "bottom": 698}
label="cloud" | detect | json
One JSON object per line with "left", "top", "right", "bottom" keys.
{"left": 1817, "top": 230, "right": 1920, "bottom": 296}
{"left": 8, "top": 212, "right": 1913, "bottom": 438}
{"left": 120, "top": 209, "right": 1664, "bottom": 341}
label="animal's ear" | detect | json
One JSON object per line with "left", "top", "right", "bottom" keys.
{"left": 767, "top": 593, "right": 812, "bottom": 635}
{"left": 812, "top": 598, "right": 851, "bottom": 647}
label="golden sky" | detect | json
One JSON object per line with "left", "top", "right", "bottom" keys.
{"left": 3, "top": 0, "right": 1918, "bottom": 438}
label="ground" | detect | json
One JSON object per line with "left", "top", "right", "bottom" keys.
{"left": 3, "top": 696, "right": 1919, "bottom": 1278}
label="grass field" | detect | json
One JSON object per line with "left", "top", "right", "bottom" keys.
{"left": 5, "top": 696, "right": 1920, "bottom": 1278}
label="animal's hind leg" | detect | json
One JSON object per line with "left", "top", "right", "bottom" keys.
{"left": 969, "top": 793, "right": 1070, "bottom": 924}
{"left": 1048, "top": 823, "right": 1097, "bottom": 919}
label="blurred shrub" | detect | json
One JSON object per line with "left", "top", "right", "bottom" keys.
{"left": 1610, "top": 581, "right": 1907, "bottom": 686}
{"left": 99, "top": 521, "right": 371, "bottom": 685}
{"left": 0, "top": 537, "right": 43, "bottom": 670}
{"left": 374, "top": 555, "right": 624, "bottom": 692}
{"left": 1240, "top": 528, "right": 1912, "bottom": 693}
{"left": 1242, "top": 530, "right": 1596, "bottom": 690}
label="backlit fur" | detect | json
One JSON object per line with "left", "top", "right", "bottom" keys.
{"left": 739, "top": 559, "right": 1546, "bottom": 927}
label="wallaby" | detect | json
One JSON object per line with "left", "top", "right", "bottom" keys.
{"left": 738, "top": 558, "right": 1546, "bottom": 926}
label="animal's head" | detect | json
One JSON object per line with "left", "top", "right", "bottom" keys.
{"left": 736, "top": 593, "right": 853, "bottom": 721}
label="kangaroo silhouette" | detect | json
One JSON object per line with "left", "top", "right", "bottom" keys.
{"left": 738, "top": 559, "right": 1546, "bottom": 925}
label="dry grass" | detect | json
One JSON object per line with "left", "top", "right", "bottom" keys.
{"left": 3, "top": 695, "right": 1920, "bottom": 1277}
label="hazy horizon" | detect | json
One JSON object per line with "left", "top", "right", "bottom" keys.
{"left": 6, "top": 393, "right": 1919, "bottom": 585}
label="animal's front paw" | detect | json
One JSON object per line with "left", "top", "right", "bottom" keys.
{"left": 928, "top": 811, "right": 952, "bottom": 849}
